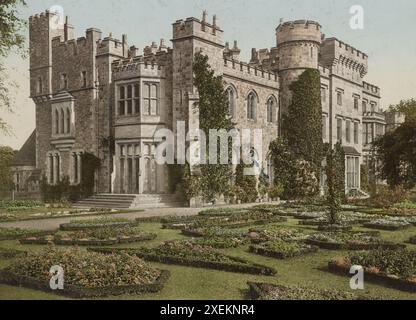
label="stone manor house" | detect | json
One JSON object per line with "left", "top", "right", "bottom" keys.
{"left": 11, "top": 10, "right": 386, "bottom": 207}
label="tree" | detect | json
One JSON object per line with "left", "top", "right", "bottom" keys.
{"left": 234, "top": 163, "right": 257, "bottom": 203}
{"left": 269, "top": 138, "right": 319, "bottom": 199}
{"left": 325, "top": 143, "right": 345, "bottom": 225}
{"left": 0, "top": 0, "right": 27, "bottom": 133}
{"left": 0, "top": 146, "right": 15, "bottom": 192}
{"left": 373, "top": 118, "right": 416, "bottom": 189}
{"left": 193, "top": 52, "right": 234, "bottom": 203}
{"left": 283, "top": 69, "right": 323, "bottom": 169}
{"left": 389, "top": 98, "right": 416, "bottom": 122}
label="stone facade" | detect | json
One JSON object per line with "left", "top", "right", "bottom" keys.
{"left": 25, "top": 11, "right": 385, "bottom": 200}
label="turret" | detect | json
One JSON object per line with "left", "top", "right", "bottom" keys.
{"left": 275, "top": 20, "right": 322, "bottom": 115}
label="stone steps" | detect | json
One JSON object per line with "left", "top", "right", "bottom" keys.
{"left": 74, "top": 193, "right": 187, "bottom": 209}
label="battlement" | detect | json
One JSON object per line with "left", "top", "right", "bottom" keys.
{"left": 362, "top": 81, "right": 380, "bottom": 97}
{"left": 276, "top": 20, "right": 322, "bottom": 45}
{"left": 112, "top": 57, "right": 165, "bottom": 81}
{"left": 223, "top": 58, "right": 278, "bottom": 84}
{"left": 172, "top": 11, "right": 224, "bottom": 47}
{"left": 29, "top": 10, "right": 58, "bottom": 21}
{"left": 320, "top": 37, "right": 368, "bottom": 77}
{"left": 318, "top": 65, "right": 331, "bottom": 77}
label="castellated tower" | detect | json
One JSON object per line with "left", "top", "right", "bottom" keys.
{"left": 29, "top": 11, "right": 65, "bottom": 171}
{"left": 275, "top": 20, "right": 322, "bottom": 116}
{"left": 171, "top": 11, "right": 224, "bottom": 135}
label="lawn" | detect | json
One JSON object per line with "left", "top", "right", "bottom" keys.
{"left": 1, "top": 213, "right": 416, "bottom": 300}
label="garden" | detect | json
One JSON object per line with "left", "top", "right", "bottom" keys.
{"left": 0, "top": 200, "right": 136, "bottom": 223}
{"left": 1, "top": 198, "right": 416, "bottom": 300}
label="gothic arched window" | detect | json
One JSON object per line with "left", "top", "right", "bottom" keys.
{"left": 226, "top": 86, "right": 236, "bottom": 118}
{"left": 247, "top": 92, "right": 257, "bottom": 121}
{"left": 267, "top": 97, "right": 276, "bottom": 123}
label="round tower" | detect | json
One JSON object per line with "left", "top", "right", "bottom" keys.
{"left": 276, "top": 20, "right": 322, "bottom": 115}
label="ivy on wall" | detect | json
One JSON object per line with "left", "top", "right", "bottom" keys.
{"left": 325, "top": 143, "right": 345, "bottom": 224}
{"left": 191, "top": 52, "right": 235, "bottom": 203}
{"left": 282, "top": 69, "right": 323, "bottom": 169}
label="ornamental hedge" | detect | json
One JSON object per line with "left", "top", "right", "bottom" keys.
{"left": 0, "top": 247, "right": 169, "bottom": 298}
{"left": 91, "top": 241, "right": 276, "bottom": 276}
{"left": 305, "top": 232, "right": 403, "bottom": 251}
{"left": 247, "top": 282, "right": 378, "bottom": 300}
{"left": 328, "top": 249, "right": 416, "bottom": 292}
{"left": 249, "top": 240, "right": 318, "bottom": 260}
{"left": 0, "top": 228, "right": 57, "bottom": 241}
{"left": 60, "top": 217, "right": 134, "bottom": 231}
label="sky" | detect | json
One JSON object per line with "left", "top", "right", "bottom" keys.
{"left": 1, "top": 0, "right": 416, "bottom": 149}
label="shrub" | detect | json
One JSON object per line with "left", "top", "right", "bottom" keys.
{"left": 349, "top": 249, "right": 416, "bottom": 280}
{"left": 5, "top": 247, "right": 161, "bottom": 288}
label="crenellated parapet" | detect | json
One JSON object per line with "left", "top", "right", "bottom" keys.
{"left": 320, "top": 38, "right": 368, "bottom": 77}
{"left": 223, "top": 58, "right": 279, "bottom": 88}
{"left": 362, "top": 81, "right": 380, "bottom": 97}
{"left": 172, "top": 13, "right": 224, "bottom": 48}
{"left": 112, "top": 57, "right": 165, "bottom": 81}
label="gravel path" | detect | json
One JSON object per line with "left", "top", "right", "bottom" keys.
{"left": 0, "top": 202, "right": 269, "bottom": 231}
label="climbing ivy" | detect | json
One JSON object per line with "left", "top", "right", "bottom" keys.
{"left": 325, "top": 143, "right": 345, "bottom": 224}
{"left": 282, "top": 69, "right": 323, "bottom": 170}
{"left": 192, "top": 52, "right": 234, "bottom": 203}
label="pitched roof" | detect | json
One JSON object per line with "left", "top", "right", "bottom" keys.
{"left": 11, "top": 130, "right": 36, "bottom": 167}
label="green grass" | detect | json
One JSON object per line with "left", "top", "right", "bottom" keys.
{"left": 1, "top": 218, "right": 416, "bottom": 300}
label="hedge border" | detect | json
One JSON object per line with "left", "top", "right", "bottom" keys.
{"left": 0, "top": 249, "right": 26, "bottom": 259}
{"left": 175, "top": 217, "right": 288, "bottom": 231}
{"left": 0, "top": 209, "right": 140, "bottom": 224}
{"left": 90, "top": 248, "right": 276, "bottom": 276}
{"left": 362, "top": 222, "right": 411, "bottom": 231}
{"left": 19, "top": 233, "right": 157, "bottom": 246}
{"left": 0, "top": 269, "right": 170, "bottom": 298}
{"left": 305, "top": 239, "right": 405, "bottom": 251}
{"left": 0, "top": 230, "right": 58, "bottom": 241}
{"left": 249, "top": 244, "right": 318, "bottom": 259}
{"left": 59, "top": 221, "right": 137, "bottom": 231}
{"left": 328, "top": 261, "right": 416, "bottom": 293}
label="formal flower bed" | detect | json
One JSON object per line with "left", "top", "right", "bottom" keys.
{"left": 20, "top": 226, "right": 157, "bottom": 246}
{"left": 0, "top": 247, "right": 169, "bottom": 298}
{"left": 328, "top": 249, "right": 416, "bottom": 292}
{"left": 60, "top": 217, "right": 134, "bottom": 231}
{"left": 190, "top": 236, "right": 247, "bottom": 248}
{"left": 198, "top": 208, "right": 250, "bottom": 217}
{"left": 0, "top": 227, "right": 56, "bottom": 241}
{"left": 91, "top": 241, "right": 276, "bottom": 276}
{"left": 164, "top": 211, "right": 286, "bottom": 230}
{"left": 0, "top": 248, "right": 26, "bottom": 259}
{"left": 363, "top": 218, "right": 413, "bottom": 231}
{"left": 181, "top": 227, "right": 248, "bottom": 238}
{"left": 248, "top": 226, "right": 305, "bottom": 244}
{"left": 252, "top": 205, "right": 296, "bottom": 217}
{"left": 247, "top": 282, "right": 378, "bottom": 300}
{"left": 305, "top": 232, "right": 401, "bottom": 250}
{"left": 293, "top": 212, "right": 326, "bottom": 220}
{"left": 249, "top": 240, "right": 318, "bottom": 259}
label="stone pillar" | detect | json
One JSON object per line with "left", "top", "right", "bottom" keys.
{"left": 124, "top": 157, "right": 129, "bottom": 194}
{"left": 132, "top": 157, "right": 137, "bottom": 194}
{"left": 139, "top": 156, "right": 144, "bottom": 194}
{"left": 77, "top": 153, "right": 82, "bottom": 184}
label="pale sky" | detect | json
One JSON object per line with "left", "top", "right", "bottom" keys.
{"left": 1, "top": 0, "right": 416, "bottom": 149}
